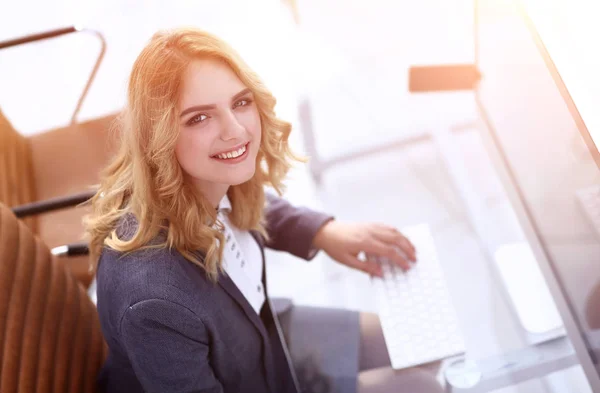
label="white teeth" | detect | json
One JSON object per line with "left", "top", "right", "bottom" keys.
{"left": 216, "top": 144, "right": 247, "bottom": 160}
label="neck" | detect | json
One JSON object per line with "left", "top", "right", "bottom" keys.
{"left": 188, "top": 178, "right": 229, "bottom": 209}
{"left": 205, "top": 184, "right": 229, "bottom": 209}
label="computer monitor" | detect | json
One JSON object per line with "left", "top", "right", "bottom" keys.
{"left": 476, "top": 0, "right": 600, "bottom": 389}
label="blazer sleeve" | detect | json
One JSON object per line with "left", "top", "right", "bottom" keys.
{"left": 120, "top": 298, "right": 224, "bottom": 393}
{"left": 264, "top": 192, "right": 334, "bottom": 260}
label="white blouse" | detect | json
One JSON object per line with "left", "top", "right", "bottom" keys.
{"left": 217, "top": 195, "right": 265, "bottom": 314}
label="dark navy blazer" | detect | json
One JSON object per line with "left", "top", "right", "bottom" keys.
{"left": 96, "top": 194, "right": 333, "bottom": 393}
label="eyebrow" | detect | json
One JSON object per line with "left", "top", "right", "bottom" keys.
{"left": 179, "top": 88, "right": 252, "bottom": 118}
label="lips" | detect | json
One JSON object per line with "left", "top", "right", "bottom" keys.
{"left": 211, "top": 142, "right": 249, "bottom": 161}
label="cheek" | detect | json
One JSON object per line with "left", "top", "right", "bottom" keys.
{"left": 175, "top": 129, "right": 212, "bottom": 173}
{"left": 245, "top": 110, "right": 262, "bottom": 143}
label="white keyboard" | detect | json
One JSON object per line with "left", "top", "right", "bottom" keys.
{"left": 372, "top": 224, "right": 466, "bottom": 370}
{"left": 576, "top": 185, "right": 600, "bottom": 238}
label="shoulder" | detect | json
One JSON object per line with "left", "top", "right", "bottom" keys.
{"left": 101, "top": 213, "right": 192, "bottom": 292}
{"left": 96, "top": 244, "right": 214, "bottom": 340}
{"left": 98, "top": 243, "right": 211, "bottom": 302}
{"left": 95, "top": 217, "right": 213, "bottom": 330}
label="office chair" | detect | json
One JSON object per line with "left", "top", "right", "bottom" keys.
{"left": 0, "top": 202, "right": 107, "bottom": 393}
{"left": 0, "top": 107, "right": 118, "bottom": 288}
{"left": 1, "top": 27, "right": 118, "bottom": 288}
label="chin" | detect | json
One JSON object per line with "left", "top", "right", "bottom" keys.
{"left": 225, "top": 167, "right": 256, "bottom": 186}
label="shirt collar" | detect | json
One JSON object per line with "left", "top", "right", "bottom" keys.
{"left": 217, "top": 194, "right": 232, "bottom": 215}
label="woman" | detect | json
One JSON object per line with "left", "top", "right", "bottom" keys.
{"left": 85, "top": 27, "right": 443, "bottom": 393}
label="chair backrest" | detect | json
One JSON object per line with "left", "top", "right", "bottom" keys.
{"left": 11, "top": 112, "right": 119, "bottom": 286}
{"left": 0, "top": 110, "right": 37, "bottom": 231}
{"left": 0, "top": 202, "right": 107, "bottom": 393}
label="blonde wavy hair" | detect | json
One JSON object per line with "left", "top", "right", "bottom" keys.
{"left": 83, "top": 27, "right": 300, "bottom": 281}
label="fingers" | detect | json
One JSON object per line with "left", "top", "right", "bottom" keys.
{"left": 361, "top": 238, "right": 411, "bottom": 271}
{"left": 338, "top": 253, "right": 383, "bottom": 278}
{"left": 371, "top": 224, "right": 417, "bottom": 262}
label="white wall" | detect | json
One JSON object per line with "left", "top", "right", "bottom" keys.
{"left": 2, "top": 0, "right": 597, "bottom": 146}
{"left": 0, "top": 0, "right": 477, "bottom": 137}
{"left": 0, "top": 0, "right": 304, "bottom": 135}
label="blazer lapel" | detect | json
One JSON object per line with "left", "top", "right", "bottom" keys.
{"left": 216, "top": 272, "right": 268, "bottom": 339}
{"left": 214, "top": 229, "right": 268, "bottom": 338}
{"left": 216, "top": 230, "right": 279, "bottom": 393}
{"left": 251, "top": 230, "right": 300, "bottom": 393}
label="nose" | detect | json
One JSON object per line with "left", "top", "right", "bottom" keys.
{"left": 219, "top": 110, "right": 245, "bottom": 141}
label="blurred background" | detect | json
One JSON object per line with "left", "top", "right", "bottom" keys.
{"left": 2, "top": 0, "right": 600, "bottom": 392}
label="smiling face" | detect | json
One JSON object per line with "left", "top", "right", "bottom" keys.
{"left": 175, "top": 58, "right": 262, "bottom": 206}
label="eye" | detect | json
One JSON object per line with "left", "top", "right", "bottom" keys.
{"left": 187, "top": 113, "right": 209, "bottom": 126}
{"left": 233, "top": 98, "right": 252, "bottom": 109}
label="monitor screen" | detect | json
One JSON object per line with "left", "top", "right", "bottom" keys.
{"left": 476, "top": 0, "right": 600, "bottom": 386}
